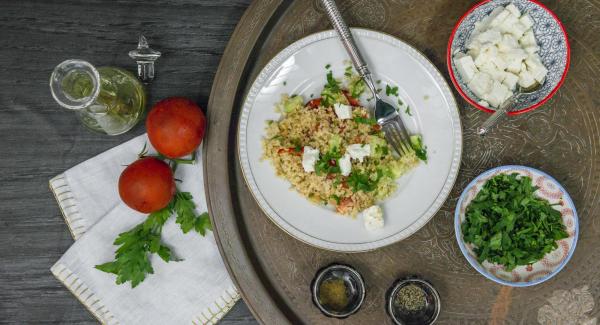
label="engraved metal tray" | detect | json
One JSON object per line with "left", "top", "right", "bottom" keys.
{"left": 204, "top": 0, "right": 600, "bottom": 323}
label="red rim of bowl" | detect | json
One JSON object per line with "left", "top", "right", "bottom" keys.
{"left": 446, "top": 0, "right": 571, "bottom": 115}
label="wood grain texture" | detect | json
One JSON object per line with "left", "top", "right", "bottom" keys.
{"left": 0, "top": 0, "right": 256, "bottom": 324}
{"left": 206, "top": 0, "right": 600, "bottom": 324}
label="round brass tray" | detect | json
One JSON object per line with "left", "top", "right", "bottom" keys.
{"left": 204, "top": 0, "right": 600, "bottom": 323}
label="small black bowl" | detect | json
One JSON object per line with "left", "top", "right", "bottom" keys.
{"left": 386, "top": 277, "right": 441, "bottom": 325}
{"left": 311, "top": 264, "right": 366, "bottom": 318}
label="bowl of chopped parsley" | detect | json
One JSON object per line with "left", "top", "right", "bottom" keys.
{"left": 454, "top": 165, "right": 578, "bottom": 287}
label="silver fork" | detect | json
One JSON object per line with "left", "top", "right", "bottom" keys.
{"left": 320, "top": 0, "right": 413, "bottom": 156}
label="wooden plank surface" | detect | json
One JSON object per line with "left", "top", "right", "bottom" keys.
{"left": 0, "top": 0, "right": 257, "bottom": 324}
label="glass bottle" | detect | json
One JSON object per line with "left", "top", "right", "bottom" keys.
{"left": 50, "top": 59, "right": 146, "bottom": 135}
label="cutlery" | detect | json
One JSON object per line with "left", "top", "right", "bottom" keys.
{"left": 320, "top": 0, "right": 412, "bottom": 155}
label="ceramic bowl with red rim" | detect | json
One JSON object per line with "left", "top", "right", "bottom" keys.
{"left": 454, "top": 165, "right": 578, "bottom": 287}
{"left": 447, "top": 0, "right": 570, "bottom": 115}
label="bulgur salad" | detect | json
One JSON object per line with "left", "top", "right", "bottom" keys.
{"left": 262, "top": 67, "right": 427, "bottom": 228}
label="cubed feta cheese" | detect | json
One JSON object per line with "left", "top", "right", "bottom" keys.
{"left": 468, "top": 72, "right": 494, "bottom": 99}
{"left": 519, "top": 14, "right": 534, "bottom": 29}
{"left": 333, "top": 103, "right": 353, "bottom": 120}
{"left": 520, "top": 30, "right": 537, "bottom": 47}
{"left": 502, "top": 49, "right": 528, "bottom": 74}
{"left": 478, "top": 100, "right": 490, "bottom": 108}
{"left": 526, "top": 55, "right": 548, "bottom": 82}
{"left": 339, "top": 153, "right": 352, "bottom": 177}
{"left": 474, "top": 44, "right": 498, "bottom": 68}
{"left": 346, "top": 144, "right": 371, "bottom": 163}
{"left": 499, "top": 15, "right": 519, "bottom": 34}
{"left": 508, "top": 22, "right": 528, "bottom": 39}
{"left": 498, "top": 34, "right": 519, "bottom": 53}
{"left": 524, "top": 45, "right": 540, "bottom": 54}
{"left": 505, "top": 4, "right": 522, "bottom": 17}
{"left": 454, "top": 54, "right": 478, "bottom": 83}
{"left": 490, "top": 9, "right": 512, "bottom": 27}
{"left": 479, "top": 62, "right": 506, "bottom": 81}
{"left": 503, "top": 72, "right": 519, "bottom": 91}
{"left": 475, "top": 7, "right": 504, "bottom": 32}
{"left": 363, "top": 205, "right": 384, "bottom": 231}
{"left": 489, "top": 52, "right": 508, "bottom": 71}
{"left": 483, "top": 81, "right": 512, "bottom": 107}
{"left": 302, "top": 146, "right": 319, "bottom": 173}
{"left": 518, "top": 70, "right": 537, "bottom": 88}
{"left": 476, "top": 29, "right": 502, "bottom": 45}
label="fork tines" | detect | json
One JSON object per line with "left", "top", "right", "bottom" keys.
{"left": 382, "top": 118, "right": 412, "bottom": 157}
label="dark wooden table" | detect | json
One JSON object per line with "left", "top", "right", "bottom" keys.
{"left": 0, "top": 0, "right": 257, "bottom": 324}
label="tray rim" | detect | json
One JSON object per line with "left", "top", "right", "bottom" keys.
{"left": 204, "top": 0, "right": 294, "bottom": 324}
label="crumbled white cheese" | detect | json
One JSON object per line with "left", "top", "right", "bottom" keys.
{"left": 363, "top": 205, "right": 384, "bottom": 231}
{"left": 333, "top": 103, "right": 353, "bottom": 120}
{"left": 453, "top": 4, "right": 547, "bottom": 108}
{"left": 346, "top": 144, "right": 371, "bottom": 163}
{"left": 339, "top": 153, "right": 352, "bottom": 177}
{"left": 302, "top": 146, "right": 319, "bottom": 173}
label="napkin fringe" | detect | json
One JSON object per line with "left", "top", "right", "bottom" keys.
{"left": 50, "top": 174, "right": 86, "bottom": 240}
{"left": 51, "top": 263, "right": 119, "bottom": 325}
{"left": 193, "top": 286, "right": 240, "bottom": 325}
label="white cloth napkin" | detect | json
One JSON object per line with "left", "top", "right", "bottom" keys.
{"left": 49, "top": 134, "right": 239, "bottom": 325}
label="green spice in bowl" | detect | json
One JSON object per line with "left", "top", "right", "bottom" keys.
{"left": 386, "top": 277, "right": 441, "bottom": 325}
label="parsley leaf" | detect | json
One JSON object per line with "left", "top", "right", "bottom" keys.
{"left": 405, "top": 105, "right": 412, "bottom": 116}
{"left": 95, "top": 206, "right": 174, "bottom": 288}
{"left": 352, "top": 116, "right": 377, "bottom": 125}
{"left": 385, "top": 84, "right": 399, "bottom": 96}
{"left": 346, "top": 170, "right": 379, "bottom": 193}
{"left": 315, "top": 147, "right": 342, "bottom": 176}
{"left": 174, "top": 191, "right": 212, "bottom": 236}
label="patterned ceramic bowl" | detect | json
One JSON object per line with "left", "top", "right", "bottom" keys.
{"left": 454, "top": 166, "right": 578, "bottom": 287}
{"left": 447, "top": 0, "right": 570, "bottom": 115}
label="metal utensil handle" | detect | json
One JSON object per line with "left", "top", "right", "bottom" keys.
{"left": 477, "top": 95, "right": 518, "bottom": 136}
{"left": 320, "top": 0, "right": 376, "bottom": 93}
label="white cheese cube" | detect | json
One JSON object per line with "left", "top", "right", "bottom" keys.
{"left": 475, "top": 7, "right": 504, "bottom": 32}
{"left": 498, "top": 34, "right": 519, "bottom": 53}
{"left": 520, "top": 14, "right": 534, "bottom": 29}
{"left": 489, "top": 52, "right": 508, "bottom": 71}
{"left": 363, "top": 205, "right": 384, "bottom": 231}
{"left": 503, "top": 72, "right": 519, "bottom": 91}
{"left": 454, "top": 54, "right": 478, "bottom": 83}
{"left": 346, "top": 144, "right": 371, "bottom": 163}
{"left": 333, "top": 103, "right": 353, "bottom": 120}
{"left": 478, "top": 100, "right": 490, "bottom": 108}
{"left": 490, "top": 9, "right": 512, "bottom": 27}
{"left": 479, "top": 62, "right": 506, "bottom": 81}
{"left": 476, "top": 29, "right": 502, "bottom": 45}
{"left": 526, "top": 56, "right": 548, "bottom": 82}
{"left": 502, "top": 49, "right": 528, "bottom": 74}
{"left": 467, "top": 39, "right": 482, "bottom": 52}
{"left": 474, "top": 44, "right": 498, "bottom": 68}
{"left": 508, "top": 22, "right": 529, "bottom": 39}
{"left": 302, "top": 146, "right": 320, "bottom": 173}
{"left": 483, "top": 81, "right": 512, "bottom": 107}
{"left": 506, "top": 4, "right": 522, "bottom": 17}
{"left": 467, "top": 72, "right": 494, "bottom": 99}
{"left": 524, "top": 45, "right": 540, "bottom": 54}
{"left": 339, "top": 153, "right": 352, "bottom": 177}
{"left": 499, "top": 15, "right": 519, "bottom": 34}
{"left": 518, "top": 70, "right": 537, "bottom": 88}
{"left": 520, "top": 30, "right": 537, "bottom": 47}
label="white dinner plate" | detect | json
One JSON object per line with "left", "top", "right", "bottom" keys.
{"left": 238, "top": 29, "right": 462, "bottom": 252}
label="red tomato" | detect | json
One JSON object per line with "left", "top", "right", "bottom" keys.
{"left": 118, "top": 157, "right": 176, "bottom": 213}
{"left": 342, "top": 90, "right": 360, "bottom": 106}
{"left": 146, "top": 97, "right": 206, "bottom": 158}
{"left": 305, "top": 98, "right": 321, "bottom": 109}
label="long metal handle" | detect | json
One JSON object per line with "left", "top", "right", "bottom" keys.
{"left": 477, "top": 95, "right": 518, "bottom": 136}
{"left": 320, "top": 0, "right": 377, "bottom": 95}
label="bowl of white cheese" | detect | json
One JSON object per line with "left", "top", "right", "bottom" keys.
{"left": 447, "top": 0, "right": 570, "bottom": 115}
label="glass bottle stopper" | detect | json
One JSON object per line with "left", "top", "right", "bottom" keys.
{"left": 128, "top": 35, "right": 161, "bottom": 83}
